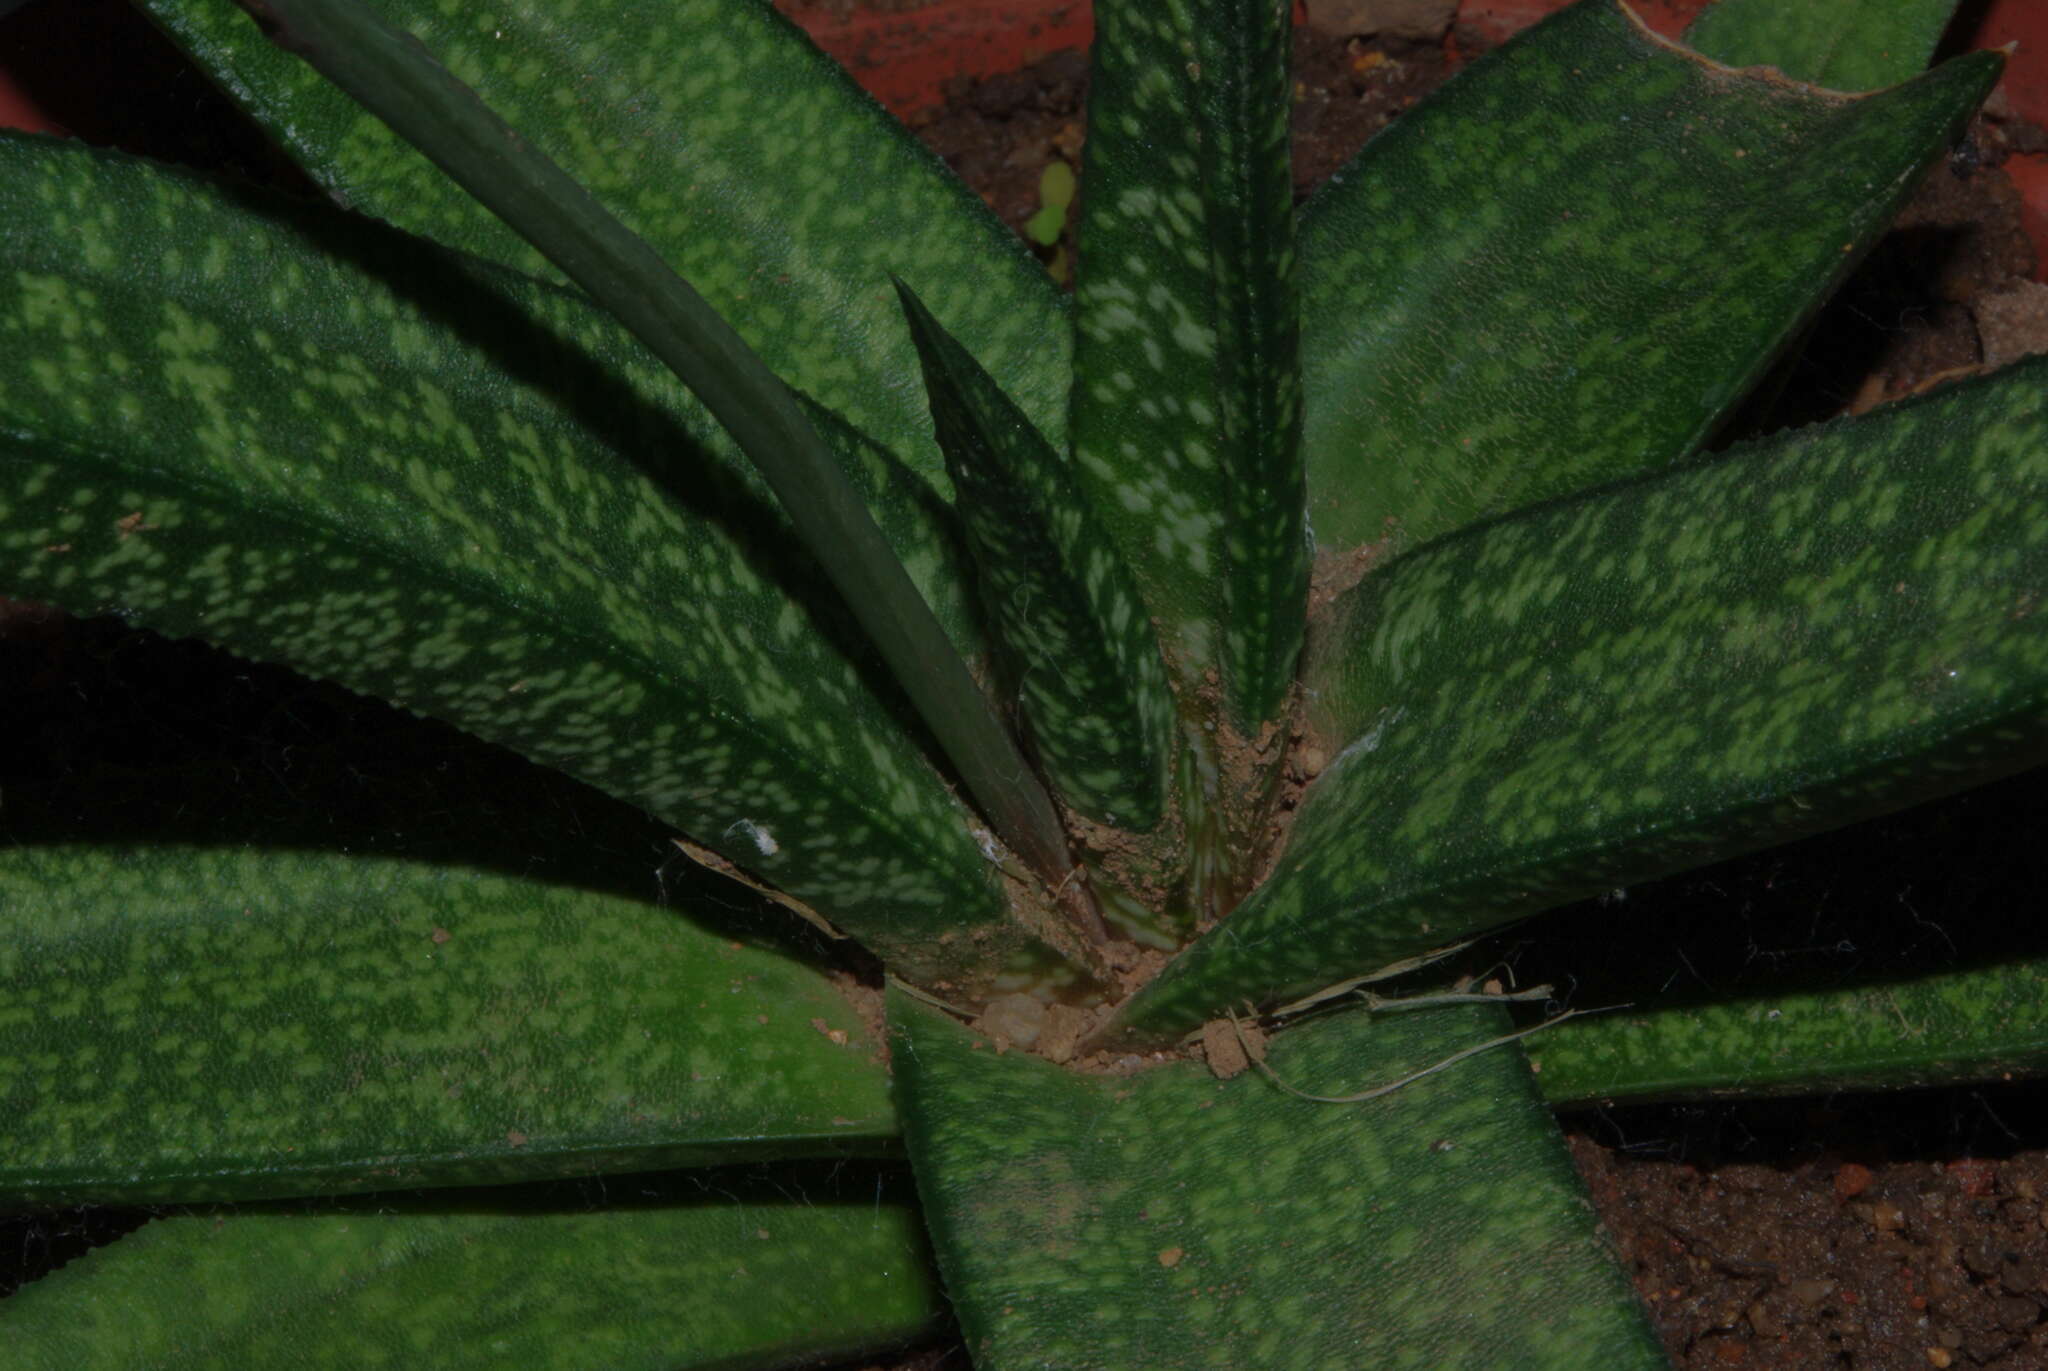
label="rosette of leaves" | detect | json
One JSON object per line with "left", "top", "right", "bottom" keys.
{"left": 4, "top": 0, "right": 2047, "bottom": 1365}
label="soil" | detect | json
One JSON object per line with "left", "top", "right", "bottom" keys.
{"left": 1572, "top": 1109, "right": 2048, "bottom": 1370}
{"left": 8, "top": 6, "right": 2048, "bottom": 1370}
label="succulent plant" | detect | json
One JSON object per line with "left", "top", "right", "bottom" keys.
{"left": 4, "top": 0, "right": 2047, "bottom": 1365}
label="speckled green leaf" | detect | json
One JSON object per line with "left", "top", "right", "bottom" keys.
{"left": 1, "top": 1166, "right": 940, "bottom": 1370}
{"left": 1070, "top": 0, "right": 1307, "bottom": 729}
{"left": 0, "top": 136, "right": 1037, "bottom": 985}
{"left": 1531, "top": 958, "right": 2048, "bottom": 1106}
{"left": 1295, "top": 0, "right": 1998, "bottom": 556}
{"left": 897, "top": 282, "right": 1172, "bottom": 831}
{"left": 249, "top": 0, "right": 1075, "bottom": 890}
{"left": 891, "top": 989, "right": 1666, "bottom": 1370}
{"left": 1685, "top": 0, "right": 1961, "bottom": 91}
{"left": 138, "top": 0, "right": 1067, "bottom": 487}
{"left": 1115, "top": 356, "right": 2048, "bottom": 1043}
{"left": 0, "top": 844, "right": 896, "bottom": 1206}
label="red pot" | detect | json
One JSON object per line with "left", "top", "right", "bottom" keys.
{"left": 1974, "top": 4, "right": 2048, "bottom": 274}
{"left": 777, "top": 0, "right": 1091, "bottom": 120}
{"left": 1457, "top": 0, "right": 1703, "bottom": 43}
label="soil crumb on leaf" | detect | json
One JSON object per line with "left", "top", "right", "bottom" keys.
{"left": 1199, "top": 1016, "right": 1266, "bottom": 1080}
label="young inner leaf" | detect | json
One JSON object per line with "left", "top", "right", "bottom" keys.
{"left": 896, "top": 280, "right": 1175, "bottom": 835}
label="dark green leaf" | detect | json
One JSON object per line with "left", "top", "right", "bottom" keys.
{"left": 794, "top": 391, "right": 984, "bottom": 660}
{"left": 1685, "top": 0, "right": 1962, "bottom": 91}
{"left": 2, "top": 1166, "right": 940, "bottom": 1369}
{"left": 1296, "top": 0, "right": 1997, "bottom": 555}
{"left": 1531, "top": 960, "right": 2048, "bottom": 1106}
{"left": 0, "top": 845, "right": 896, "bottom": 1205}
{"left": 140, "top": 0, "right": 1069, "bottom": 484}
{"left": 0, "top": 137, "right": 1052, "bottom": 986}
{"left": 891, "top": 989, "right": 1666, "bottom": 1369}
{"left": 897, "top": 280, "right": 1174, "bottom": 831}
{"left": 1114, "top": 357, "right": 2048, "bottom": 1043}
{"left": 792, "top": 392, "right": 985, "bottom": 659}
{"left": 1069, "top": 0, "right": 1308, "bottom": 730}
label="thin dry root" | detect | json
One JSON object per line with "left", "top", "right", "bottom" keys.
{"left": 1229, "top": 1002, "right": 1624, "bottom": 1105}
{"left": 1266, "top": 937, "right": 1483, "bottom": 1018}
{"left": 1351, "top": 982, "right": 1554, "bottom": 1015}
{"left": 887, "top": 974, "right": 980, "bottom": 1021}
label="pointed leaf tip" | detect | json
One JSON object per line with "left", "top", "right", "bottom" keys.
{"left": 896, "top": 278, "right": 1176, "bottom": 832}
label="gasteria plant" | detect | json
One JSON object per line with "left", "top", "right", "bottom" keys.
{"left": 4, "top": 0, "right": 2048, "bottom": 1364}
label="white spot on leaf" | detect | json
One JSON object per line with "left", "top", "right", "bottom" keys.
{"left": 725, "top": 818, "right": 779, "bottom": 857}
